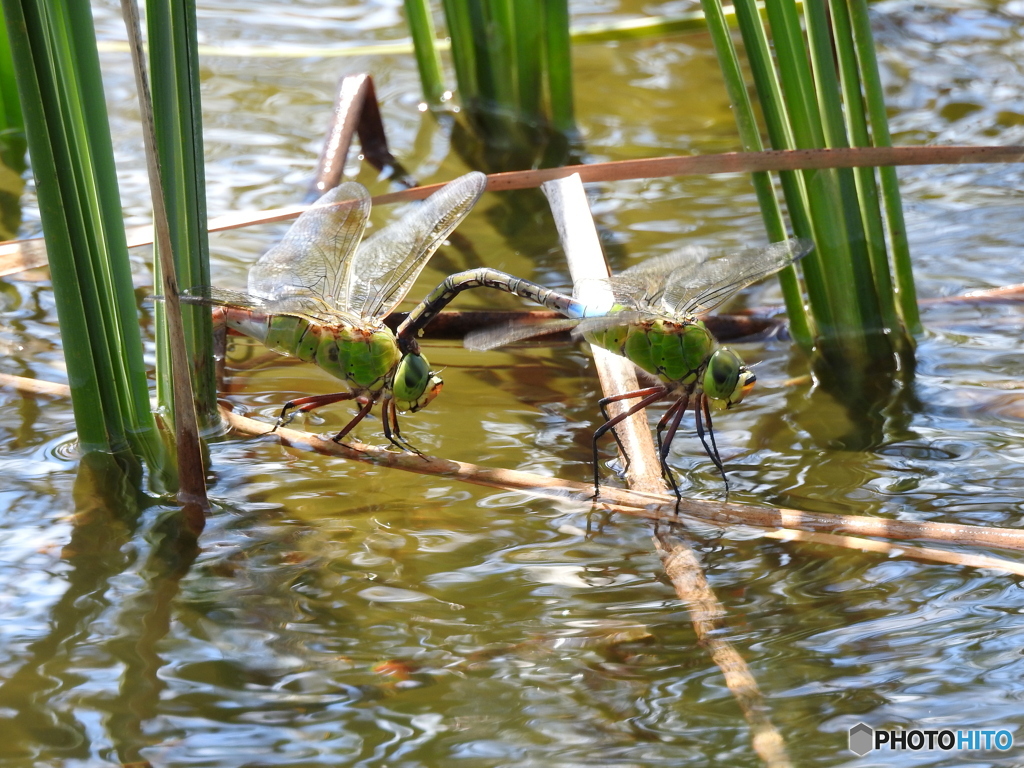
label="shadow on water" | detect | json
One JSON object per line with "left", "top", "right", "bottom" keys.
{"left": 0, "top": 452, "right": 199, "bottom": 766}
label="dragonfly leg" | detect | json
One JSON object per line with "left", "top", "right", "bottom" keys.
{"left": 656, "top": 393, "right": 690, "bottom": 510}
{"left": 597, "top": 386, "right": 665, "bottom": 477}
{"left": 382, "top": 398, "right": 427, "bottom": 459}
{"left": 654, "top": 396, "right": 685, "bottom": 461}
{"left": 591, "top": 387, "right": 667, "bottom": 501}
{"left": 696, "top": 395, "right": 729, "bottom": 493}
{"left": 381, "top": 398, "right": 403, "bottom": 450}
{"left": 332, "top": 397, "right": 375, "bottom": 444}
{"left": 277, "top": 391, "right": 355, "bottom": 431}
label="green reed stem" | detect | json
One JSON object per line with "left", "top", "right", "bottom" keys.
{"left": 0, "top": 11, "right": 24, "bottom": 173}
{"left": 805, "top": 0, "right": 883, "bottom": 337}
{"left": 464, "top": 0, "right": 496, "bottom": 108}
{"left": 512, "top": 0, "right": 543, "bottom": 124}
{"left": 441, "top": 0, "right": 478, "bottom": 108}
{"left": 484, "top": 0, "right": 517, "bottom": 115}
{"left": 763, "top": 0, "right": 873, "bottom": 358}
{"left": 544, "top": 0, "right": 574, "bottom": 133}
{"left": 430, "top": 0, "right": 575, "bottom": 158}
{"left": 403, "top": 0, "right": 446, "bottom": 105}
{"left": 1, "top": 0, "right": 164, "bottom": 470}
{"left": 829, "top": 0, "right": 903, "bottom": 340}
{"left": 699, "top": 0, "right": 811, "bottom": 350}
{"left": 727, "top": 0, "right": 827, "bottom": 338}
{"left": 716, "top": 0, "right": 916, "bottom": 361}
{"left": 146, "top": 0, "right": 217, "bottom": 432}
{"left": 849, "top": 0, "right": 920, "bottom": 334}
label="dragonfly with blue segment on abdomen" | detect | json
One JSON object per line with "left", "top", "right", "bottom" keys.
{"left": 398, "top": 236, "right": 813, "bottom": 496}
{"left": 181, "top": 171, "right": 487, "bottom": 453}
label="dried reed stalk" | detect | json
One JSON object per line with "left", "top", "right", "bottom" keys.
{"left": 4, "top": 145, "right": 1023, "bottom": 278}
{"left": 542, "top": 174, "right": 790, "bottom": 767}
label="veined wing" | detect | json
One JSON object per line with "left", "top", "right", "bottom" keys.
{"left": 663, "top": 236, "right": 813, "bottom": 316}
{"left": 572, "top": 253, "right": 695, "bottom": 313}
{"left": 180, "top": 286, "right": 267, "bottom": 311}
{"left": 598, "top": 237, "right": 813, "bottom": 317}
{"left": 464, "top": 309, "right": 647, "bottom": 351}
{"left": 347, "top": 171, "right": 487, "bottom": 321}
{"left": 464, "top": 317, "right": 583, "bottom": 351}
{"left": 180, "top": 286, "right": 342, "bottom": 324}
{"left": 247, "top": 182, "right": 371, "bottom": 308}
{"left": 569, "top": 310, "right": 647, "bottom": 338}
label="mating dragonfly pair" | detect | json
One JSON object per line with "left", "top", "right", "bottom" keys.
{"left": 185, "top": 172, "right": 812, "bottom": 498}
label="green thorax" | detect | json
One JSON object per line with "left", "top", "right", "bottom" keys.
{"left": 584, "top": 316, "right": 715, "bottom": 388}
{"left": 224, "top": 308, "right": 400, "bottom": 394}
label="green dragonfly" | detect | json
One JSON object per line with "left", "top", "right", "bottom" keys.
{"left": 183, "top": 171, "right": 487, "bottom": 451}
{"left": 399, "top": 236, "right": 813, "bottom": 495}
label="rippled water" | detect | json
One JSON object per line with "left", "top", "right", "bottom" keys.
{"left": 2, "top": 1, "right": 1024, "bottom": 765}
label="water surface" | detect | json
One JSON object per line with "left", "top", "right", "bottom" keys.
{"left": 2, "top": 1, "right": 1024, "bottom": 765}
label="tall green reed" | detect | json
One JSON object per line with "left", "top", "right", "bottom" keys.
{"left": 702, "top": 0, "right": 916, "bottom": 363}
{"left": 121, "top": 0, "right": 207, "bottom": 519}
{"left": 406, "top": 0, "right": 577, "bottom": 169}
{"left": 403, "top": 0, "right": 446, "bottom": 106}
{"left": 1, "top": 0, "right": 166, "bottom": 474}
{"left": 0, "top": 12, "right": 25, "bottom": 240}
{"left": 146, "top": 0, "right": 218, "bottom": 433}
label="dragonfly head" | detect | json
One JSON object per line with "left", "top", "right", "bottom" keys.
{"left": 392, "top": 352, "right": 443, "bottom": 412}
{"left": 703, "top": 348, "right": 756, "bottom": 409}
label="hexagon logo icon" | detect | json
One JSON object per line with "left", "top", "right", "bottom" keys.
{"left": 849, "top": 722, "right": 874, "bottom": 756}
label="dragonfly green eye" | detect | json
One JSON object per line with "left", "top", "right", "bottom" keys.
{"left": 704, "top": 348, "right": 755, "bottom": 408}
{"left": 393, "top": 353, "right": 443, "bottom": 412}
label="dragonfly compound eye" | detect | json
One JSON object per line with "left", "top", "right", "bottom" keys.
{"left": 393, "top": 353, "right": 443, "bottom": 412}
{"left": 704, "top": 348, "right": 751, "bottom": 408}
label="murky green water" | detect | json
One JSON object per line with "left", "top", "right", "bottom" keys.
{"left": 3, "top": 1, "right": 1024, "bottom": 765}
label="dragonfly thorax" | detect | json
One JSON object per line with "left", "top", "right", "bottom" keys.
{"left": 587, "top": 317, "right": 716, "bottom": 388}
{"left": 219, "top": 299, "right": 444, "bottom": 412}
{"left": 585, "top": 316, "right": 755, "bottom": 407}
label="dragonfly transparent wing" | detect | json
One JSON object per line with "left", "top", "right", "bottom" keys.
{"left": 465, "top": 317, "right": 583, "bottom": 351}
{"left": 568, "top": 310, "right": 646, "bottom": 338}
{"left": 465, "top": 309, "right": 647, "bottom": 351}
{"left": 180, "top": 286, "right": 268, "bottom": 311}
{"left": 348, "top": 171, "right": 487, "bottom": 321}
{"left": 181, "top": 286, "right": 341, "bottom": 324}
{"left": 597, "top": 237, "right": 812, "bottom": 317}
{"left": 247, "top": 182, "right": 371, "bottom": 309}
{"left": 664, "top": 237, "right": 813, "bottom": 316}
{"left": 577, "top": 252, "right": 708, "bottom": 313}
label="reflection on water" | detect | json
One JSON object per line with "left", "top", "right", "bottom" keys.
{"left": 1, "top": 1, "right": 1024, "bottom": 765}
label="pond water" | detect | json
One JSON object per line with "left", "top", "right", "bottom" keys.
{"left": 2, "top": 1, "right": 1024, "bottom": 765}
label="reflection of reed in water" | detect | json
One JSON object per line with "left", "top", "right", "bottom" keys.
{"left": 0, "top": 454, "right": 197, "bottom": 765}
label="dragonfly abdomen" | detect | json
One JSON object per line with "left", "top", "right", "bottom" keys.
{"left": 221, "top": 307, "right": 279, "bottom": 351}
{"left": 219, "top": 307, "right": 319, "bottom": 364}
{"left": 263, "top": 314, "right": 319, "bottom": 362}
{"left": 398, "top": 268, "right": 580, "bottom": 340}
